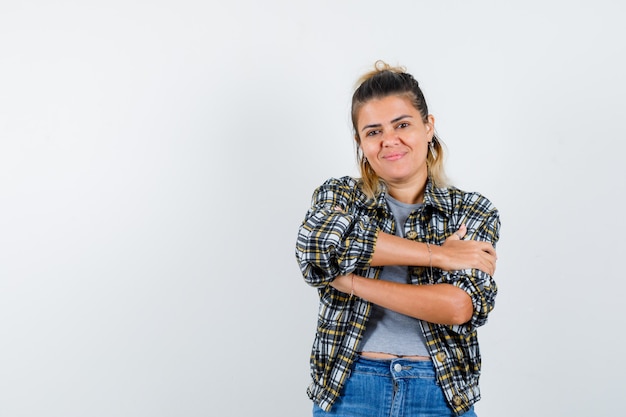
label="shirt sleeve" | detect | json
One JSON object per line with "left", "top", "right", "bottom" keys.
{"left": 295, "top": 178, "right": 379, "bottom": 288}
{"left": 445, "top": 206, "right": 501, "bottom": 335}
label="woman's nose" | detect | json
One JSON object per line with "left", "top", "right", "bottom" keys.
{"left": 381, "top": 130, "right": 400, "bottom": 146}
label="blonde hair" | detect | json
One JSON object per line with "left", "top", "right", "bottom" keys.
{"left": 351, "top": 61, "right": 448, "bottom": 199}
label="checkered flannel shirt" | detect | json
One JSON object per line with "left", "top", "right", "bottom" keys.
{"left": 295, "top": 176, "right": 500, "bottom": 415}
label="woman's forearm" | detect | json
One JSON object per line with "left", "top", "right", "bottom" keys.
{"left": 371, "top": 229, "right": 496, "bottom": 275}
{"left": 334, "top": 274, "right": 472, "bottom": 325}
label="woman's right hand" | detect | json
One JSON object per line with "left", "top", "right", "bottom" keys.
{"left": 434, "top": 224, "right": 497, "bottom": 275}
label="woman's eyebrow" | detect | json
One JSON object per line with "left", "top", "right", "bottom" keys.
{"left": 391, "top": 114, "right": 413, "bottom": 124}
{"left": 361, "top": 115, "right": 413, "bottom": 132}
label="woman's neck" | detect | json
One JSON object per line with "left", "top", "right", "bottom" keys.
{"left": 387, "top": 182, "right": 426, "bottom": 204}
{"left": 385, "top": 170, "right": 428, "bottom": 204}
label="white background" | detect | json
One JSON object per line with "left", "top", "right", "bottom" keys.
{"left": 1, "top": 1, "right": 624, "bottom": 416}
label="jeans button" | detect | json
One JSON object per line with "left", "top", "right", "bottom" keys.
{"left": 393, "top": 363, "right": 402, "bottom": 372}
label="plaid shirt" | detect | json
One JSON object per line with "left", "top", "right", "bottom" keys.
{"left": 295, "top": 176, "right": 500, "bottom": 415}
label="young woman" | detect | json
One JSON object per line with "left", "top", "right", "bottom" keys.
{"left": 295, "top": 61, "right": 500, "bottom": 416}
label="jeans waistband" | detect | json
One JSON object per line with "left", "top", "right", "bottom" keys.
{"left": 354, "top": 355, "right": 436, "bottom": 378}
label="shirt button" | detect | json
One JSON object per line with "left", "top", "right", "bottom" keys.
{"left": 436, "top": 351, "right": 447, "bottom": 362}
{"left": 452, "top": 395, "right": 463, "bottom": 406}
{"left": 406, "top": 231, "right": 418, "bottom": 239}
{"left": 393, "top": 363, "right": 402, "bottom": 372}
{"left": 456, "top": 348, "right": 464, "bottom": 360}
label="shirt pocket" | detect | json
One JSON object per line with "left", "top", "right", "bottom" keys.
{"left": 408, "top": 265, "right": 442, "bottom": 285}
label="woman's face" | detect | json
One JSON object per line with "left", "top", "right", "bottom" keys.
{"left": 356, "top": 94, "right": 434, "bottom": 189}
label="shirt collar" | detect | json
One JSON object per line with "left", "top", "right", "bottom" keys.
{"left": 363, "top": 178, "right": 453, "bottom": 219}
{"left": 423, "top": 179, "right": 453, "bottom": 219}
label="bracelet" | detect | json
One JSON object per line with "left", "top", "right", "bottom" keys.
{"left": 425, "top": 242, "right": 433, "bottom": 282}
{"left": 350, "top": 274, "right": 355, "bottom": 298}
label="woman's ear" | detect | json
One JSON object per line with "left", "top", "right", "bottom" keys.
{"left": 426, "top": 114, "right": 435, "bottom": 137}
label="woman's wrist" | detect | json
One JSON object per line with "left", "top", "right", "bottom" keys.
{"left": 350, "top": 274, "right": 355, "bottom": 298}
{"left": 330, "top": 273, "right": 355, "bottom": 295}
{"left": 428, "top": 244, "right": 445, "bottom": 270}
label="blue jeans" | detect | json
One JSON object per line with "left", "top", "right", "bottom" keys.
{"left": 313, "top": 356, "right": 477, "bottom": 417}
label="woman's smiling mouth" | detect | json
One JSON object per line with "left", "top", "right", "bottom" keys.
{"left": 382, "top": 152, "right": 406, "bottom": 161}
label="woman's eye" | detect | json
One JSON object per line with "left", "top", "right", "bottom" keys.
{"left": 397, "top": 122, "right": 409, "bottom": 129}
{"left": 366, "top": 130, "right": 380, "bottom": 137}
